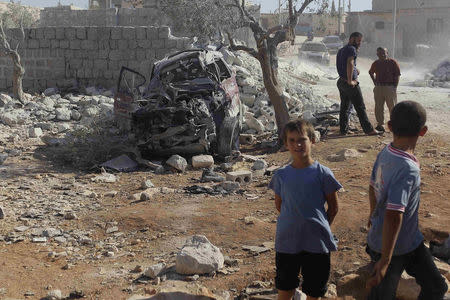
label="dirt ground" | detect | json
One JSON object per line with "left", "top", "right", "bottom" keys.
{"left": 1, "top": 45, "right": 450, "bottom": 300}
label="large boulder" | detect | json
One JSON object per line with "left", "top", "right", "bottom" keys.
{"left": 176, "top": 235, "right": 224, "bottom": 275}
{"left": 166, "top": 155, "right": 188, "bottom": 172}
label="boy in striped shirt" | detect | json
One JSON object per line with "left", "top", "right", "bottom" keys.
{"left": 365, "top": 101, "right": 447, "bottom": 299}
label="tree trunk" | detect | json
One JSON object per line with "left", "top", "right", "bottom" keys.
{"left": 11, "top": 51, "right": 25, "bottom": 103}
{"left": 256, "top": 43, "right": 290, "bottom": 139}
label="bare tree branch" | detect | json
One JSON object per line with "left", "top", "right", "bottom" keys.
{"left": 294, "top": 0, "right": 315, "bottom": 16}
{"left": 227, "top": 31, "right": 259, "bottom": 59}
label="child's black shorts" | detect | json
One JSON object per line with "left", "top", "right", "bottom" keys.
{"left": 275, "top": 251, "right": 330, "bottom": 297}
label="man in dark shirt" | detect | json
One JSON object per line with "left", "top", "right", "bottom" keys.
{"left": 369, "top": 47, "right": 401, "bottom": 132}
{"left": 336, "top": 32, "right": 378, "bottom": 135}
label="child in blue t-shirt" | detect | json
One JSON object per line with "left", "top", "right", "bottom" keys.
{"left": 366, "top": 101, "right": 447, "bottom": 299}
{"left": 269, "top": 119, "right": 342, "bottom": 300}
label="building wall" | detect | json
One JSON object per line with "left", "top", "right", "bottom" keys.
{"left": 373, "top": 0, "right": 450, "bottom": 12}
{"left": 0, "top": 26, "right": 191, "bottom": 92}
{"left": 345, "top": 6, "right": 450, "bottom": 58}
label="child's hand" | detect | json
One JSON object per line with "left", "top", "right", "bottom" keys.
{"left": 366, "top": 259, "right": 389, "bottom": 290}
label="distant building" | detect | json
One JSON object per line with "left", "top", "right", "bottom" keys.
{"left": 345, "top": 0, "right": 450, "bottom": 58}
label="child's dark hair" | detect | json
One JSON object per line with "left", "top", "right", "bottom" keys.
{"left": 282, "top": 119, "right": 315, "bottom": 143}
{"left": 390, "top": 101, "right": 426, "bottom": 137}
{"left": 350, "top": 32, "right": 363, "bottom": 39}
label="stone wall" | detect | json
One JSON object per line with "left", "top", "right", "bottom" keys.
{"left": 0, "top": 26, "right": 191, "bottom": 92}
{"left": 40, "top": 7, "right": 162, "bottom": 27}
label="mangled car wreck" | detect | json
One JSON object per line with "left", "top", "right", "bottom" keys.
{"left": 114, "top": 49, "right": 243, "bottom": 158}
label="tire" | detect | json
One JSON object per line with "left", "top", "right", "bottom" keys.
{"left": 217, "top": 116, "right": 239, "bottom": 157}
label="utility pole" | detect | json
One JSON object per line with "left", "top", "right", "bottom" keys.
{"left": 338, "top": 0, "right": 341, "bottom": 34}
{"left": 348, "top": 0, "right": 351, "bottom": 12}
{"left": 278, "top": 0, "right": 281, "bottom": 24}
{"left": 392, "top": 0, "right": 397, "bottom": 58}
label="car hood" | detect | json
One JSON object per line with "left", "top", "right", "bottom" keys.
{"left": 324, "top": 43, "right": 342, "bottom": 48}
{"left": 300, "top": 51, "right": 326, "bottom": 57}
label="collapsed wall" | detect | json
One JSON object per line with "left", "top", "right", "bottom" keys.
{"left": 0, "top": 26, "right": 191, "bottom": 92}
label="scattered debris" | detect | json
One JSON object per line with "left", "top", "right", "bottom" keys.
{"left": 176, "top": 235, "right": 224, "bottom": 275}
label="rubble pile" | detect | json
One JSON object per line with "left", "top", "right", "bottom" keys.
{"left": 415, "top": 60, "right": 450, "bottom": 88}
{"left": 221, "top": 48, "right": 337, "bottom": 135}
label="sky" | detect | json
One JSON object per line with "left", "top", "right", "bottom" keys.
{"left": 13, "top": 0, "right": 372, "bottom": 12}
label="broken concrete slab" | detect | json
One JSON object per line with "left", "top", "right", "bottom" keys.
{"left": 176, "top": 235, "right": 224, "bottom": 275}
{"left": 101, "top": 154, "right": 138, "bottom": 172}
{"left": 144, "top": 263, "right": 166, "bottom": 279}
{"left": 242, "top": 245, "right": 270, "bottom": 254}
{"left": 91, "top": 168, "right": 117, "bottom": 183}
{"left": 226, "top": 171, "right": 252, "bottom": 184}
{"left": 327, "top": 148, "right": 363, "bottom": 162}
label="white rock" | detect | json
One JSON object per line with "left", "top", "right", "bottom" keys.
{"left": 43, "top": 228, "right": 62, "bottom": 237}
{"left": 70, "top": 110, "right": 82, "bottom": 121}
{"left": 244, "top": 113, "right": 265, "bottom": 134}
{"left": 176, "top": 235, "right": 224, "bottom": 275}
{"left": 47, "top": 289, "right": 63, "bottom": 299}
{"left": 144, "top": 263, "right": 166, "bottom": 279}
{"left": 28, "top": 127, "right": 43, "bottom": 138}
{"left": 56, "top": 123, "right": 71, "bottom": 133}
{"left": 141, "top": 179, "right": 154, "bottom": 189}
{"left": 0, "top": 153, "right": 8, "bottom": 165}
{"left": 32, "top": 237, "right": 47, "bottom": 243}
{"left": 220, "top": 181, "right": 240, "bottom": 192}
{"left": 55, "top": 107, "right": 71, "bottom": 121}
{"left": 327, "top": 148, "right": 363, "bottom": 162}
{"left": 252, "top": 159, "right": 267, "bottom": 171}
{"left": 192, "top": 155, "right": 214, "bottom": 169}
{"left": 166, "top": 155, "right": 187, "bottom": 172}
{"left": 0, "top": 109, "right": 28, "bottom": 126}
{"left": 314, "top": 130, "right": 321, "bottom": 142}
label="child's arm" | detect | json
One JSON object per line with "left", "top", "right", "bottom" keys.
{"left": 325, "top": 191, "right": 339, "bottom": 225}
{"left": 366, "top": 210, "right": 403, "bottom": 289}
{"left": 368, "top": 185, "right": 377, "bottom": 227}
{"left": 275, "top": 194, "right": 282, "bottom": 213}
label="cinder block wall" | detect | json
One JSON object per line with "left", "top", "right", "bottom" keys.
{"left": 0, "top": 26, "right": 191, "bottom": 92}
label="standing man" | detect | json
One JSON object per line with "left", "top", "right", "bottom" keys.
{"left": 336, "top": 32, "right": 378, "bottom": 136}
{"left": 369, "top": 47, "right": 401, "bottom": 132}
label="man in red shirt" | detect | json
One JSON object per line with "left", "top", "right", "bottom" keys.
{"left": 369, "top": 47, "right": 401, "bottom": 132}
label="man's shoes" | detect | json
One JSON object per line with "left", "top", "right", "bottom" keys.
{"left": 340, "top": 131, "right": 354, "bottom": 136}
{"left": 375, "top": 125, "right": 385, "bottom": 132}
{"left": 366, "top": 130, "right": 381, "bottom": 136}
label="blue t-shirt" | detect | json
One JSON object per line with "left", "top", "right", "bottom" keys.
{"left": 336, "top": 44, "right": 358, "bottom": 80}
{"left": 367, "top": 144, "right": 424, "bottom": 255}
{"left": 269, "top": 161, "right": 342, "bottom": 254}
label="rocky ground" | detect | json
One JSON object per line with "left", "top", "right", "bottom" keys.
{"left": 0, "top": 41, "right": 449, "bottom": 300}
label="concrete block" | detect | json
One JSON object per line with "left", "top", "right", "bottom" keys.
{"left": 155, "top": 48, "right": 166, "bottom": 59}
{"left": 111, "top": 27, "right": 122, "bottom": 40}
{"left": 65, "top": 28, "right": 76, "bottom": 40}
{"left": 152, "top": 39, "right": 164, "bottom": 49}
{"left": 55, "top": 27, "right": 65, "bottom": 39}
{"left": 98, "top": 27, "right": 111, "bottom": 40}
{"left": 44, "top": 28, "right": 55, "bottom": 39}
{"left": 109, "top": 40, "right": 118, "bottom": 49}
{"left": 59, "top": 40, "right": 69, "bottom": 48}
{"left": 87, "top": 27, "right": 98, "bottom": 40}
{"left": 146, "top": 27, "right": 158, "bottom": 40}
{"left": 28, "top": 39, "right": 39, "bottom": 49}
{"left": 83, "top": 60, "right": 94, "bottom": 68}
{"left": 128, "top": 40, "right": 137, "bottom": 49}
{"left": 118, "top": 40, "right": 128, "bottom": 50}
{"left": 94, "top": 59, "right": 107, "bottom": 70}
{"left": 226, "top": 171, "right": 252, "bottom": 184}
{"left": 98, "top": 40, "right": 109, "bottom": 50}
{"left": 36, "top": 28, "right": 44, "bottom": 39}
{"left": 138, "top": 40, "right": 151, "bottom": 48}
{"left": 98, "top": 49, "right": 109, "bottom": 59}
{"left": 109, "top": 50, "right": 121, "bottom": 61}
{"left": 70, "top": 40, "right": 81, "bottom": 50}
{"left": 122, "top": 27, "right": 135, "bottom": 40}
{"left": 165, "top": 38, "right": 177, "bottom": 48}
{"left": 158, "top": 26, "right": 170, "bottom": 39}
{"left": 136, "top": 49, "right": 146, "bottom": 61}
{"left": 28, "top": 28, "right": 36, "bottom": 39}
{"left": 76, "top": 27, "right": 86, "bottom": 39}
{"left": 136, "top": 26, "right": 146, "bottom": 40}
{"left": 51, "top": 40, "right": 59, "bottom": 48}
{"left": 81, "top": 40, "right": 97, "bottom": 50}
{"left": 84, "top": 68, "right": 92, "bottom": 78}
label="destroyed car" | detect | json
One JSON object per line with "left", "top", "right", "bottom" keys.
{"left": 114, "top": 49, "right": 243, "bottom": 158}
{"left": 298, "top": 42, "right": 330, "bottom": 65}
{"left": 322, "top": 35, "right": 343, "bottom": 53}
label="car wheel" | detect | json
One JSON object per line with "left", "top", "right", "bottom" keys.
{"left": 217, "top": 116, "right": 239, "bottom": 157}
